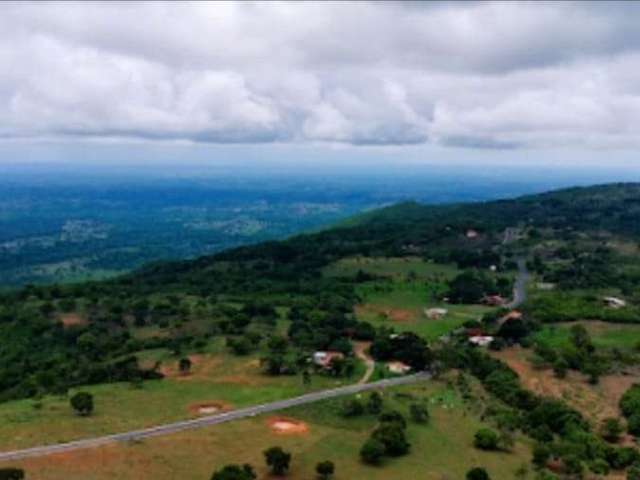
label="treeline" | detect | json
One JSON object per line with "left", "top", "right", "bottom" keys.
{"left": 445, "top": 345, "right": 640, "bottom": 477}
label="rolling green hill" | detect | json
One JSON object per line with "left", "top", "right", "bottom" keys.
{"left": 3, "top": 183, "right": 640, "bottom": 479}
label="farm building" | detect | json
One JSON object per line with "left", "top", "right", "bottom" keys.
{"left": 499, "top": 310, "right": 522, "bottom": 324}
{"left": 425, "top": 307, "right": 448, "bottom": 320}
{"left": 387, "top": 361, "right": 412, "bottom": 375}
{"left": 603, "top": 296, "right": 626, "bottom": 309}
{"left": 312, "top": 351, "right": 344, "bottom": 369}
{"left": 469, "top": 335, "right": 494, "bottom": 347}
{"left": 482, "top": 295, "right": 506, "bottom": 306}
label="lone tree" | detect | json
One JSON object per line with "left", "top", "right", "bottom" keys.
{"left": 371, "top": 423, "right": 410, "bottom": 456}
{"left": 178, "top": 357, "right": 192, "bottom": 375}
{"left": 341, "top": 398, "right": 364, "bottom": 417}
{"left": 210, "top": 464, "right": 256, "bottom": 480}
{"left": 367, "top": 391, "right": 383, "bottom": 414}
{"left": 315, "top": 460, "right": 335, "bottom": 480}
{"left": 0, "top": 468, "right": 25, "bottom": 480}
{"left": 264, "top": 446, "right": 291, "bottom": 475}
{"left": 600, "top": 417, "right": 624, "bottom": 443}
{"left": 70, "top": 392, "right": 94, "bottom": 416}
{"left": 466, "top": 467, "right": 491, "bottom": 480}
{"left": 409, "top": 403, "right": 429, "bottom": 423}
{"left": 360, "top": 438, "right": 385, "bottom": 465}
{"left": 474, "top": 428, "right": 499, "bottom": 450}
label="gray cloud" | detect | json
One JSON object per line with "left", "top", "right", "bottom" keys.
{"left": 1, "top": 1, "right": 640, "bottom": 148}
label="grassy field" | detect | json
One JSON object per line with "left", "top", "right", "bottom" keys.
{"left": 0, "top": 341, "right": 349, "bottom": 451}
{"left": 323, "top": 256, "right": 459, "bottom": 281}
{"left": 355, "top": 280, "right": 491, "bottom": 341}
{"left": 1, "top": 381, "right": 532, "bottom": 480}
{"left": 533, "top": 320, "right": 640, "bottom": 351}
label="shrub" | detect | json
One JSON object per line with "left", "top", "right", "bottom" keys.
{"left": 628, "top": 463, "right": 640, "bottom": 480}
{"left": 466, "top": 467, "right": 490, "bottom": 480}
{"left": 315, "top": 460, "right": 335, "bottom": 480}
{"left": 378, "top": 410, "right": 407, "bottom": 429}
{"left": 341, "top": 398, "right": 364, "bottom": 417}
{"left": 474, "top": 428, "right": 499, "bottom": 450}
{"left": 210, "top": 464, "right": 256, "bottom": 480}
{"left": 70, "top": 392, "right": 94, "bottom": 416}
{"left": 371, "top": 423, "right": 410, "bottom": 456}
{"left": 0, "top": 468, "right": 25, "bottom": 480}
{"left": 360, "top": 438, "right": 385, "bottom": 465}
{"left": 263, "top": 446, "right": 291, "bottom": 476}
{"left": 620, "top": 384, "right": 640, "bottom": 418}
{"left": 367, "top": 392, "right": 383, "bottom": 414}
{"left": 628, "top": 414, "right": 640, "bottom": 436}
{"left": 589, "top": 458, "right": 610, "bottom": 475}
{"left": 600, "top": 417, "right": 624, "bottom": 442}
{"left": 532, "top": 443, "right": 551, "bottom": 469}
{"left": 409, "top": 403, "right": 429, "bottom": 423}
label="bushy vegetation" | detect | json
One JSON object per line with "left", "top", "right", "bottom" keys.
{"left": 443, "top": 344, "right": 640, "bottom": 476}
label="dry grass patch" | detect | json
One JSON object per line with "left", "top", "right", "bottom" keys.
{"left": 493, "top": 347, "right": 640, "bottom": 425}
{"left": 356, "top": 304, "right": 416, "bottom": 323}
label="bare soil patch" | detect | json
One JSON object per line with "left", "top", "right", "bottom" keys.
{"left": 356, "top": 304, "right": 415, "bottom": 323}
{"left": 188, "top": 401, "right": 233, "bottom": 416}
{"left": 493, "top": 347, "right": 640, "bottom": 426}
{"left": 59, "top": 313, "right": 87, "bottom": 328}
{"left": 267, "top": 417, "right": 309, "bottom": 435}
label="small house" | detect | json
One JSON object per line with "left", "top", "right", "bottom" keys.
{"left": 312, "top": 351, "right": 344, "bottom": 369}
{"left": 603, "top": 296, "right": 626, "bottom": 309}
{"left": 469, "top": 335, "right": 494, "bottom": 347}
{"left": 466, "top": 229, "right": 479, "bottom": 239}
{"left": 499, "top": 310, "right": 522, "bottom": 323}
{"left": 482, "top": 295, "right": 506, "bottom": 306}
{"left": 387, "top": 361, "right": 412, "bottom": 375}
{"left": 465, "top": 327, "right": 484, "bottom": 338}
{"left": 425, "top": 307, "right": 448, "bottom": 320}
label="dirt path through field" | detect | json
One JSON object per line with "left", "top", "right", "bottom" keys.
{"left": 354, "top": 341, "right": 375, "bottom": 384}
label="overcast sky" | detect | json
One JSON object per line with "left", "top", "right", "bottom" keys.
{"left": 2, "top": 1, "right": 640, "bottom": 167}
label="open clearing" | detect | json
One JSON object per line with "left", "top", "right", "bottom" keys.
{"left": 323, "top": 256, "right": 460, "bottom": 280}
{"left": 267, "top": 417, "right": 309, "bottom": 435}
{"left": 0, "top": 343, "right": 344, "bottom": 452}
{"left": 494, "top": 346, "right": 640, "bottom": 426}
{"left": 0, "top": 382, "right": 531, "bottom": 480}
{"left": 355, "top": 282, "right": 490, "bottom": 341}
{"left": 534, "top": 320, "right": 640, "bottom": 351}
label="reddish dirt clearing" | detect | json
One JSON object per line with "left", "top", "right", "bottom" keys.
{"left": 59, "top": 313, "right": 87, "bottom": 328}
{"left": 356, "top": 304, "right": 415, "bottom": 323}
{"left": 493, "top": 347, "right": 640, "bottom": 426}
{"left": 267, "top": 417, "right": 309, "bottom": 435}
{"left": 187, "top": 401, "right": 233, "bottom": 416}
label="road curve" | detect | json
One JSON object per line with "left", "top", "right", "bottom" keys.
{"left": 353, "top": 341, "right": 375, "bottom": 384}
{"left": 506, "top": 258, "right": 529, "bottom": 309}
{"left": 0, "top": 373, "right": 430, "bottom": 462}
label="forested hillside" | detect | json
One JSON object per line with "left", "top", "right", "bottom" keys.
{"left": 2, "top": 183, "right": 640, "bottom": 400}
{"left": 4, "top": 183, "right": 640, "bottom": 479}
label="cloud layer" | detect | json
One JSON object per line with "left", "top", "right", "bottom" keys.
{"left": 3, "top": 1, "right": 640, "bottom": 148}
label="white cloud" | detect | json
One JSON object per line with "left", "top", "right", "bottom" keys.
{"left": 1, "top": 1, "right": 640, "bottom": 149}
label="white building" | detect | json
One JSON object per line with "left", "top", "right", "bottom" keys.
{"left": 469, "top": 335, "right": 494, "bottom": 347}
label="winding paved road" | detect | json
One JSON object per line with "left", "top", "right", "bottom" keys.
{"left": 0, "top": 373, "right": 429, "bottom": 462}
